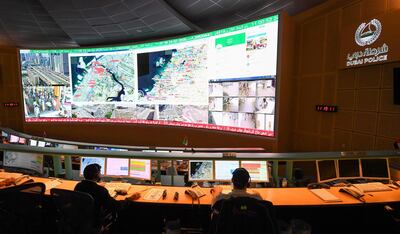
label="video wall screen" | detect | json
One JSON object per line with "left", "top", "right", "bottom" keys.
{"left": 20, "top": 15, "right": 279, "bottom": 136}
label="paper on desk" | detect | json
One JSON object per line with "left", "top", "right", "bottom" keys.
{"left": 44, "top": 180, "right": 62, "bottom": 190}
{"left": 143, "top": 188, "right": 165, "bottom": 201}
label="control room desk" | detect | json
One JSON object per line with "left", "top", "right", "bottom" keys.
{"left": 33, "top": 177, "right": 400, "bottom": 206}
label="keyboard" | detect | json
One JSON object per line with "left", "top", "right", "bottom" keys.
{"left": 352, "top": 182, "right": 391, "bottom": 193}
{"left": 310, "top": 189, "right": 342, "bottom": 202}
{"left": 104, "top": 182, "right": 131, "bottom": 197}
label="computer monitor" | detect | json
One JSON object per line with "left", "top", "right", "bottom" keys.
{"left": 338, "top": 159, "right": 361, "bottom": 178}
{"left": 189, "top": 160, "right": 214, "bottom": 181}
{"left": 37, "top": 141, "right": 46, "bottom": 147}
{"left": 80, "top": 157, "right": 106, "bottom": 176}
{"left": 316, "top": 160, "right": 338, "bottom": 182}
{"left": 18, "top": 137, "right": 26, "bottom": 145}
{"left": 105, "top": 158, "right": 129, "bottom": 176}
{"left": 29, "top": 139, "right": 37, "bottom": 146}
{"left": 215, "top": 160, "right": 240, "bottom": 181}
{"left": 1, "top": 131, "right": 7, "bottom": 137}
{"left": 3, "top": 151, "right": 44, "bottom": 174}
{"left": 9, "top": 135, "right": 19, "bottom": 143}
{"left": 240, "top": 161, "right": 269, "bottom": 182}
{"left": 129, "top": 159, "right": 151, "bottom": 180}
{"left": 361, "top": 158, "right": 390, "bottom": 179}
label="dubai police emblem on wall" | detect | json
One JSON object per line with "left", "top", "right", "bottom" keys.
{"left": 355, "top": 19, "right": 382, "bottom": 46}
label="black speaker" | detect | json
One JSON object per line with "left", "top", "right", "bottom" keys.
{"left": 394, "top": 67, "right": 400, "bottom": 105}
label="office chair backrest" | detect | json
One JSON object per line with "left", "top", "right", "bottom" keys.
{"left": 173, "top": 175, "right": 186, "bottom": 186}
{"left": 0, "top": 182, "right": 45, "bottom": 194}
{"left": 0, "top": 182, "right": 48, "bottom": 234}
{"left": 161, "top": 175, "right": 173, "bottom": 186}
{"left": 212, "top": 197, "right": 278, "bottom": 234}
{"left": 50, "top": 188, "right": 96, "bottom": 234}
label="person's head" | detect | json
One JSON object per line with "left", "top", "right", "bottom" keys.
{"left": 231, "top": 168, "right": 251, "bottom": 190}
{"left": 83, "top": 163, "right": 102, "bottom": 182}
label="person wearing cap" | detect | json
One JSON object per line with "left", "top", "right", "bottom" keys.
{"left": 211, "top": 167, "right": 262, "bottom": 206}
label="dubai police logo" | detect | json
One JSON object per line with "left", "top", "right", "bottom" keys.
{"left": 355, "top": 19, "right": 382, "bottom": 46}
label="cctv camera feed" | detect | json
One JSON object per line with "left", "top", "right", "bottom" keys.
{"left": 20, "top": 15, "right": 278, "bottom": 137}
{"left": 189, "top": 160, "right": 214, "bottom": 181}
{"left": 80, "top": 157, "right": 106, "bottom": 175}
{"left": 241, "top": 161, "right": 269, "bottom": 182}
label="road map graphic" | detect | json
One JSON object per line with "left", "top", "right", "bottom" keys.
{"left": 71, "top": 52, "right": 135, "bottom": 103}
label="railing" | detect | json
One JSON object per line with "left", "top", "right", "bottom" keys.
{"left": 1, "top": 127, "right": 399, "bottom": 185}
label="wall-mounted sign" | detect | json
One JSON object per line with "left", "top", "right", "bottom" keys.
{"left": 3, "top": 102, "right": 19, "bottom": 107}
{"left": 340, "top": 10, "right": 400, "bottom": 68}
{"left": 315, "top": 105, "right": 337, "bottom": 112}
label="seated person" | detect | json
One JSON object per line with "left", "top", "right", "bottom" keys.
{"left": 75, "top": 163, "right": 140, "bottom": 232}
{"left": 74, "top": 164, "right": 118, "bottom": 216}
{"left": 211, "top": 168, "right": 262, "bottom": 206}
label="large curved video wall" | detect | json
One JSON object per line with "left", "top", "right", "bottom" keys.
{"left": 20, "top": 15, "right": 279, "bottom": 137}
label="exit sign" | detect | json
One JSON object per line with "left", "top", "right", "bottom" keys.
{"left": 316, "top": 105, "right": 338, "bottom": 112}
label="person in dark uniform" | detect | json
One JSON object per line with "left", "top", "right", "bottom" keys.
{"left": 74, "top": 163, "right": 118, "bottom": 216}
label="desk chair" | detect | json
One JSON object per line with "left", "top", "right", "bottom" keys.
{"left": 51, "top": 188, "right": 98, "bottom": 234}
{"left": 0, "top": 182, "right": 48, "bottom": 234}
{"left": 173, "top": 175, "right": 186, "bottom": 187}
{"left": 161, "top": 175, "right": 173, "bottom": 186}
{"left": 210, "top": 197, "right": 278, "bottom": 234}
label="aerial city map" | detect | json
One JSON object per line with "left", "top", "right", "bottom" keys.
{"left": 20, "top": 14, "right": 279, "bottom": 136}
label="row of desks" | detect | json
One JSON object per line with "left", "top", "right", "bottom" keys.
{"left": 32, "top": 177, "right": 400, "bottom": 206}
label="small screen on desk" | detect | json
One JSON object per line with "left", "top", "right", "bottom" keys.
{"left": 317, "top": 160, "right": 337, "bottom": 182}
{"left": 338, "top": 159, "right": 360, "bottom": 178}
{"left": 241, "top": 161, "right": 269, "bottom": 182}
{"left": 18, "top": 137, "right": 26, "bottom": 145}
{"left": 80, "top": 157, "right": 106, "bottom": 175}
{"left": 9, "top": 135, "right": 19, "bottom": 143}
{"left": 215, "top": 160, "right": 239, "bottom": 180}
{"left": 129, "top": 159, "right": 151, "bottom": 180}
{"left": 4, "top": 151, "right": 43, "bottom": 174}
{"left": 189, "top": 160, "right": 214, "bottom": 181}
{"left": 361, "top": 158, "right": 389, "bottom": 178}
{"left": 106, "top": 158, "right": 129, "bottom": 176}
{"left": 29, "top": 139, "right": 37, "bottom": 146}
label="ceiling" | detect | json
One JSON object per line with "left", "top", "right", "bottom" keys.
{"left": 0, "top": 0, "right": 327, "bottom": 48}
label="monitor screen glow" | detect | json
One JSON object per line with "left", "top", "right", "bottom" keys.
{"left": 18, "top": 137, "right": 26, "bottom": 144}
{"left": 189, "top": 160, "right": 214, "bottom": 181}
{"left": 4, "top": 151, "right": 44, "bottom": 174}
{"left": 20, "top": 15, "right": 279, "bottom": 137}
{"left": 215, "top": 160, "right": 240, "bottom": 181}
{"left": 29, "top": 139, "right": 37, "bottom": 146}
{"left": 129, "top": 159, "right": 151, "bottom": 180}
{"left": 240, "top": 161, "right": 269, "bottom": 182}
{"left": 37, "top": 141, "right": 46, "bottom": 147}
{"left": 106, "top": 158, "right": 129, "bottom": 176}
{"left": 80, "top": 157, "right": 106, "bottom": 176}
{"left": 9, "top": 135, "right": 19, "bottom": 143}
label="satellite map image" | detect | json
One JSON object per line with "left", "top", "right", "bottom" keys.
{"left": 190, "top": 161, "right": 213, "bottom": 180}
{"left": 70, "top": 52, "right": 136, "bottom": 103}
{"left": 138, "top": 44, "right": 208, "bottom": 104}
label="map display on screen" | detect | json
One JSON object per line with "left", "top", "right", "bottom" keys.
{"left": 20, "top": 15, "right": 279, "bottom": 136}
{"left": 80, "top": 157, "right": 106, "bottom": 175}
